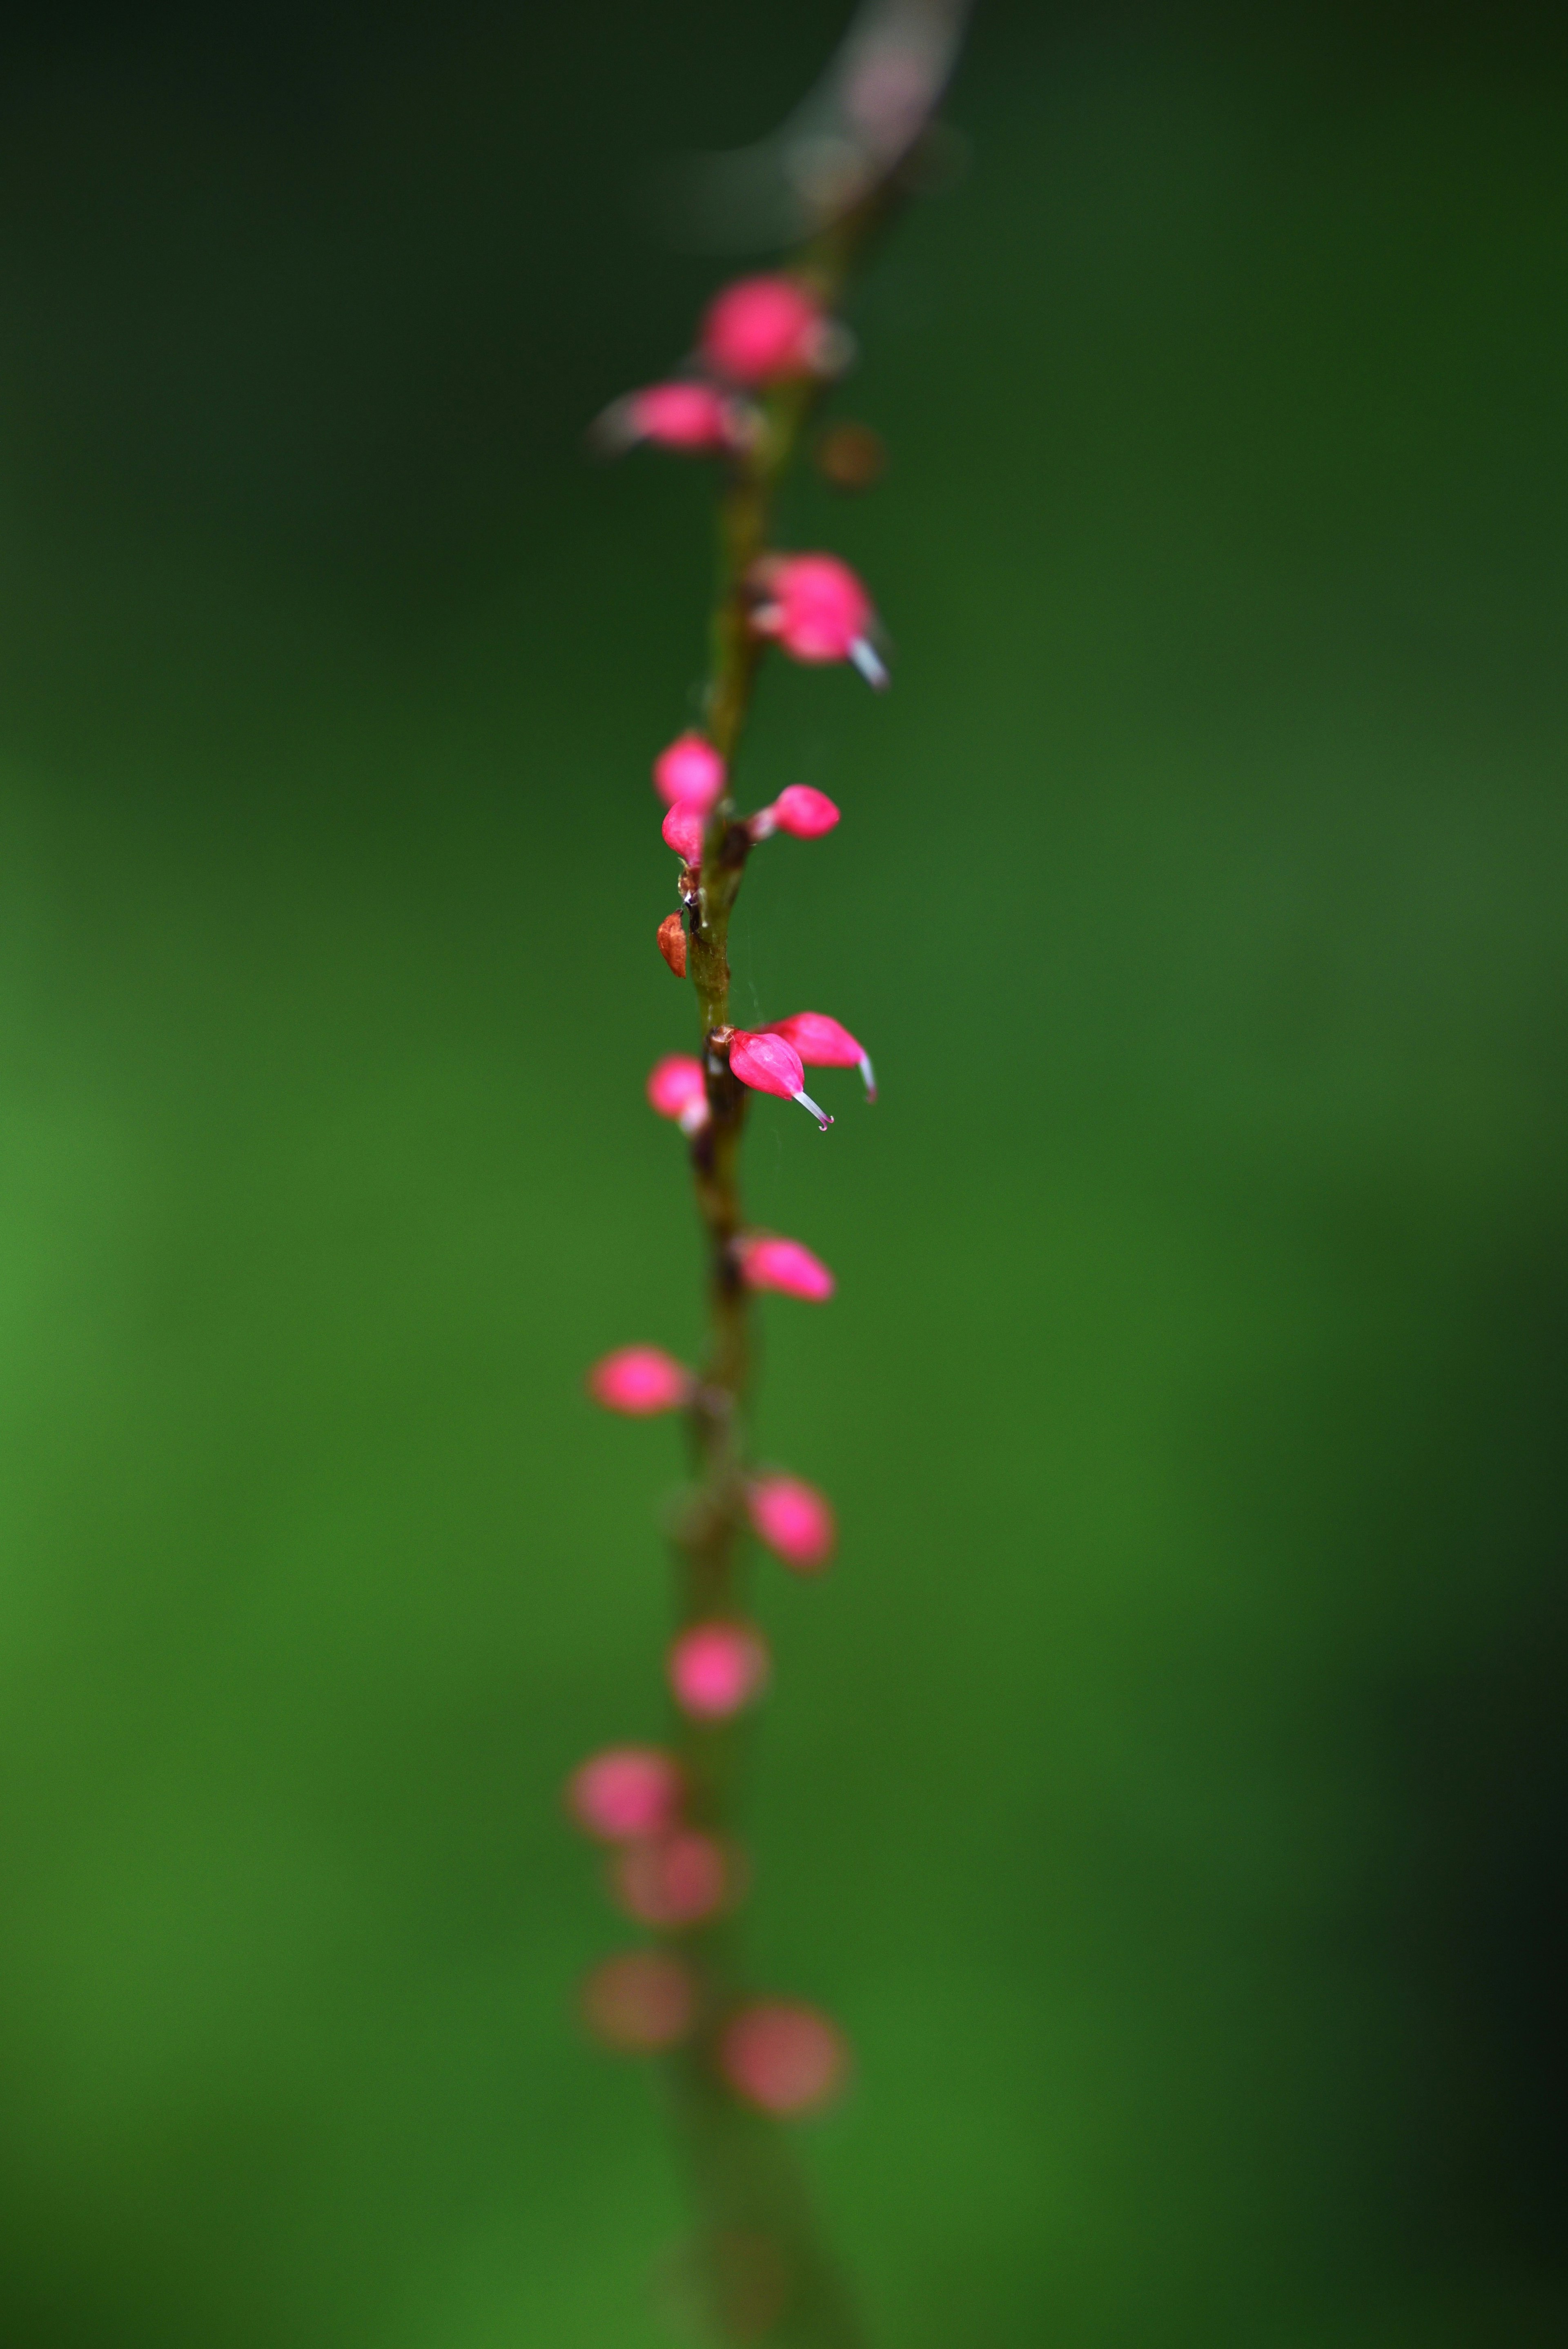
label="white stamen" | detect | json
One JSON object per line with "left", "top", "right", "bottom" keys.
{"left": 849, "top": 635, "right": 889, "bottom": 689}
{"left": 793, "top": 1089, "right": 834, "bottom": 1131}
{"left": 857, "top": 1053, "right": 877, "bottom": 1102}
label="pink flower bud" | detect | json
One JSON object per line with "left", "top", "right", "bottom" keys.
{"left": 751, "top": 555, "right": 887, "bottom": 685}
{"left": 588, "top": 1345, "right": 693, "bottom": 1414}
{"left": 566, "top": 1745, "right": 684, "bottom": 1842}
{"left": 728, "top": 1031, "right": 833, "bottom": 1131}
{"left": 580, "top": 1950, "right": 696, "bottom": 2051}
{"left": 764, "top": 1011, "right": 875, "bottom": 1102}
{"left": 719, "top": 2001, "right": 850, "bottom": 2115}
{"left": 699, "top": 276, "right": 827, "bottom": 386}
{"left": 668, "top": 1620, "right": 771, "bottom": 1719}
{"left": 751, "top": 784, "right": 841, "bottom": 842}
{"left": 661, "top": 802, "right": 706, "bottom": 862}
{"left": 747, "top": 1474, "right": 837, "bottom": 1573}
{"left": 646, "top": 1055, "right": 709, "bottom": 1134}
{"left": 737, "top": 1235, "right": 835, "bottom": 1304}
{"left": 653, "top": 733, "right": 726, "bottom": 813}
{"left": 597, "top": 380, "right": 746, "bottom": 455}
{"left": 611, "top": 1828, "right": 733, "bottom": 1928}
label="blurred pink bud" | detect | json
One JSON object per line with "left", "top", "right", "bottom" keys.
{"left": 646, "top": 1054, "right": 710, "bottom": 1134}
{"left": 567, "top": 1745, "right": 683, "bottom": 1842}
{"left": 752, "top": 555, "right": 887, "bottom": 684}
{"left": 588, "top": 1345, "right": 693, "bottom": 1414}
{"left": 728, "top": 1031, "right": 833, "bottom": 1130}
{"left": 751, "top": 784, "right": 841, "bottom": 842}
{"left": 737, "top": 1236, "right": 835, "bottom": 1303}
{"left": 661, "top": 802, "right": 706, "bottom": 862}
{"left": 764, "top": 1011, "right": 875, "bottom": 1102}
{"left": 719, "top": 2001, "right": 850, "bottom": 2115}
{"left": 699, "top": 276, "right": 827, "bottom": 385}
{"left": 611, "top": 1829, "right": 733, "bottom": 1928}
{"left": 747, "top": 1475, "right": 837, "bottom": 1573}
{"left": 653, "top": 733, "right": 726, "bottom": 813}
{"left": 581, "top": 1950, "right": 696, "bottom": 2051}
{"left": 599, "top": 380, "right": 746, "bottom": 455}
{"left": 668, "top": 1621, "right": 771, "bottom": 1719}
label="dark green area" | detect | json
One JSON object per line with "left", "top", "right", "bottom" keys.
{"left": 0, "top": 4, "right": 1564, "bottom": 2342}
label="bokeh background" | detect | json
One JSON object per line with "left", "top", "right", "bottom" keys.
{"left": 0, "top": 2, "right": 1564, "bottom": 2342}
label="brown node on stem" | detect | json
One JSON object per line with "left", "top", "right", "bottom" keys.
{"left": 814, "top": 420, "right": 886, "bottom": 493}
{"left": 657, "top": 912, "right": 688, "bottom": 976}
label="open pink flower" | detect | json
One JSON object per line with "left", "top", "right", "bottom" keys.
{"left": 764, "top": 1011, "right": 875, "bottom": 1101}
{"left": 611, "top": 1828, "right": 733, "bottom": 1928}
{"left": 719, "top": 2001, "right": 850, "bottom": 2115}
{"left": 751, "top": 555, "right": 887, "bottom": 686}
{"left": 588, "top": 1345, "right": 693, "bottom": 1414}
{"left": 668, "top": 1621, "right": 771, "bottom": 1719}
{"left": 596, "top": 379, "right": 749, "bottom": 455}
{"left": 728, "top": 1031, "right": 832, "bottom": 1130}
{"left": 653, "top": 733, "right": 726, "bottom": 814}
{"left": 580, "top": 1950, "right": 696, "bottom": 2051}
{"left": 567, "top": 1745, "right": 683, "bottom": 1842}
{"left": 750, "top": 784, "right": 841, "bottom": 842}
{"left": 747, "top": 1474, "right": 837, "bottom": 1573}
{"left": 737, "top": 1235, "right": 835, "bottom": 1303}
{"left": 646, "top": 1055, "right": 710, "bottom": 1134}
{"left": 699, "top": 276, "right": 829, "bottom": 385}
{"left": 661, "top": 802, "right": 706, "bottom": 863}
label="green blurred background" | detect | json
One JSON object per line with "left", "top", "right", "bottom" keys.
{"left": 0, "top": 2, "right": 1564, "bottom": 2342}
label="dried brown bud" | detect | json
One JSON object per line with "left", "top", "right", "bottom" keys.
{"left": 657, "top": 912, "right": 688, "bottom": 977}
{"left": 814, "top": 421, "right": 886, "bottom": 493}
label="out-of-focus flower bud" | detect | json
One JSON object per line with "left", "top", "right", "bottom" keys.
{"left": 749, "top": 783, "right": 841, "bottom": 842}
{"left": 653, "top": 733, "right": 726, "bottom": 813}
{"left": 661, "top": 803, "right": 706, "bottom": 862}
{"left": 588, "top": 1346, "right": 693, "bottom": 1414}
{"left": 566, "top": 1745, "right": 684, "bottom": 1842}
{"left": 699, "top": 276, "right": 833, "bottom": 385}
{"left": 814, "top": 421, "right": 886, "bottom": 492}
{"left": 719, "top": 2001, "right": 850, "bottom": 2115}
{"left": 668, "top": 1621, "right": 771, "bottom": 1719}
{"left": 580, "top": 1950, "right": 696, "bottom": 2051}
{"left": 747, "top": 1474, "right": 836, "bottom": 1573}
{"left": 594, "top": 380, "right": 751, "bottom": 455}
{"left": 728, "top": 1031, "right": 832, "bottom": 1130}
{"left": 646, "top": 1055, "right": 709, "bottom": 1134}
{"left": 611, "top": 1828, "right": 734, "bottom": 1928}
{"left": 657, "top": 912, "right": 688, "bottom": 976}
{"left": 736, "top": 1235, "right": 835, "bottom": 1304}
{"left": 764, "top": 1011, "right": 875, "bottom": 1101}
{"left": 751, "top": 554, "right": 887, "bottom": 686}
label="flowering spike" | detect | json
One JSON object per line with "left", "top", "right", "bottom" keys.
{"left": 647, "top": 1055, "right": 709, "bottom": 1134}
{"left": 764, "top": 1012, "right": 874, "bottom": 1100}
{"left": 737, "top": 1235, "right": 835, "bottom": 1303}
{"left": 751, "top": 784, "right": 841, "bottom": 842}
{"left": 580, "top": 1950, "right": 696, "bottom": 2052}
{"left": 657, "top": 912, "right": 688, "bottom": 976}
{"left": 661, "top": 803, "right": 705, "bottom": 863}
{"left": 728, "top": 1031, "right": 834, "bottom": 1129}
{"left": 751, "top": 554, "right": 883, "bottom": 678}
{"left": 653, "top": 733, "right": 726, "bottom": 813}
{"left": 699, "top": 276, "right": 829, "bottom": 386}
{"left": 595, "top": 380, "right": 750, "bottom": 457}
{"left": 719, "top": 2001, "right": 851, "bottom": 2116}
{"left": 668, "top": 1621, "right": 771, "bottom": 1719}
{"left": 567, "top": 1746, "right": 684, "bottom": 1843}
{"left": 588, "top": 1346, "right": 693, "bottom": 1414}
{"left": 747, "top": 1474, "right": 837, "bottom": 1573}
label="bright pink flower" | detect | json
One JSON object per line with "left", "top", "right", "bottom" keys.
{"left": 728, "top": 1031, "right": 832, "bottom": 1130}
{"left": 588, "top": 1345, "right": 693, "bottom": 1414}
{"left": 646, "top": 1054, "right": 710, "bottom": 1134}
{"left": 566, "top": 1745, "right": 683, "bottom": 1842}
{"left": 668, "top": 1621, "right": 771, "bottom": 1719}
{"left": 611, "top": 1828, "right": 733, "bottom": 1928}
{"left": 653, "top": 733, "right": 726, "bottom": 814}
{"left": 599, "top": 379, "right": 746, "bottom": 455}
{"left": 751, "top": 784, "right": 841, "bottom": 842}
{"left": 661, "top": 802, "right": 706, "bottom": 862}
{"left": 752, "top": 554, "right": 887, "bottom": 686}
{"left": 581, "top": 1950, "right": 696, "bottom": 2050}
{"left": 737, "top": 1235, "right": 835, "bottom": 1304}
{"left": 699, "top": 276, "right": 826, "bottom": 385}
{"left": 747, "top": 1474, "right": 837, "bottom": 1573}
{"left": 764, "top": 1011, "right": 876, "bottom": 1102}
{"left": 719, "top": 2001, "right": 850, "bottom": 2115}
